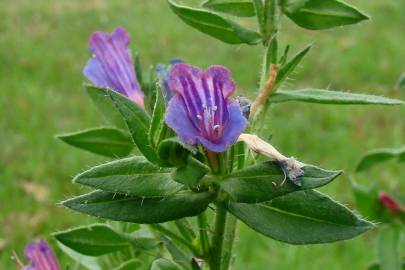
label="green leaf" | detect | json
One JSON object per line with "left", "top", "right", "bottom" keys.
{"left": 56, "top": 127, "right": 133, "bottom": 158}
{"left": 73, "top": 156, "right": 182, "bottom": 197}
{"left": 149, "top": 85, "right": 167, "bottom": 149}
{"left": 351, "top": 181, "right": 384, "bottom": 221}
{"left": 158, "top": 137, "right": 197, "bottom": 167}
{"left": 202, "top": 0, "right": 255, "bottom": 17}
{"left": 109, "top": 90, "right": 158, "bottom": 163}
{"left": 228, "top": 190, "right": 374, "bottom": 244}
{"left": 378, "top": 225, "right": 401, "bottom": 270}
{"left": 172, "top": 156, "right": 210, "bottom": 186}
{"left": 151, "top": 258, "right": 182, "bottom": 270}
{"left": 369, "top": 260, "right": 405, "bottom": 270}
{"left": 85, "top": 85, "right": 127, "bottom": 129}
{"left": 129, "top": 228, "right": 160, "bottom": 250}
{"left": 282, "top": 0, "right": 369, "bottom": 30}
{"left": 356, "top": 146, "right": 405, "bottom": 172}
{"left": 219, "top": 161, "right": 342, "bottom": 203}
{"left": 161, "top": 235, "right": 192, "bottom": 270}
{"left": 113, "top": 259, "right": 142, "bottom": 270}
{"left": 270, "top": 89, "right": 405, "bottom": 105}
{"left": 275, "top": 45, "right": 311, "bottom": 89}
{"left": 278, "top": 44, "right": 290, "bottom": 66}
{"left": 168, "top": 0, "right": 262, "bottom": 45}
{"left": 134, "top": 53, "right": 144, "bottom": 89}
{"left": 396, "top": 72, "right": 405, "bottom": 91}
{"left": 175, "top": 218, "right": 196, "bottom": 242}
{"left": 63, "top": 190, "right": 214, "bottom": 224}
{"left": 57, "top": 242, "right": 101, "bottom": 270}
{"left": 53, "top": 224, "right": 130, "bottom": 256}
{"left": 252, "top": 0, "right": 265, "bottom": 34}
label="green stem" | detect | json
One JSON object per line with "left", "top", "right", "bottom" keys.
{"left": 236, "top": 142, "right": 245, "bottom": 170}
{"left": 198, "top": 213, "right": 210, "bottom": 258}
{"left": 227, "top": 145, "right": 235, "bottom": 173}
{"left": 210, "top": 204, "right": 228, "bottom": 270}
{"left": 222, "top": 215, "right": 238, "bottom": 270}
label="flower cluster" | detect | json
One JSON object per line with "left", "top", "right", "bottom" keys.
{"left": 84, "top": 27, "right": 248, "bottom": 153}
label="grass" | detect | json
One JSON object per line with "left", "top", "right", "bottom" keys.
{"left": 0, "top": 0, "right": 404, "bottom": 269}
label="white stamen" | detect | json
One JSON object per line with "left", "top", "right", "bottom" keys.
{"left": 212, "top": 105, "right": 217, "bottom": 111}
{"left": 196, "top": 114, "right": 202, "bottom": 120}
{"left": 213, "top": 124, "right": 221, "bottom": 130}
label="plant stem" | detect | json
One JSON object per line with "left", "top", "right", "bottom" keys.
{"left": 222, "top": 215, "right": 238, "bottom": 270}
{"left": 198, "top": 213, "right": 211, "bottom": 258}
{"left": 210, "top": 204, "right": 228, "bottom": 270}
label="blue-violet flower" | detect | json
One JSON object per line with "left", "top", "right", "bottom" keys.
{"left": 165, "top": 63, "right": 247, "bottom": 153}
{"left": 19, "top": 240, "right": 60, "bottom": 270}
{"left": 83, "top": 27, "right": 144, "bottom": 107}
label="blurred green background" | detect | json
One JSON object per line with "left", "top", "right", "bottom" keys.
{"left": 0, "top": 0, "right": 404, "bottom": 269}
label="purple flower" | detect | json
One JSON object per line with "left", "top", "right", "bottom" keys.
{"left": 83, "top": 27, "right": 144, "bottom": 108}
{"left": 165, "top": 63, "right": 247, "bottom": 153}
{"left": 21, "top": 240, "right": 60, "bottom": 270}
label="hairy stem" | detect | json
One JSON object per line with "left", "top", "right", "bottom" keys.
{"left": 222, "top": 215, "right": 238, "bottom": 270}
{"left": 210, "top": 204, "right": 228, "bottom": 270}
{"left": 198, "top": 213, "right": 211, "bottom": 258}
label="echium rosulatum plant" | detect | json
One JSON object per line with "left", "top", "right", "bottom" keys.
{"left": 54, "top": 1, "right": 405, "bottom": 269}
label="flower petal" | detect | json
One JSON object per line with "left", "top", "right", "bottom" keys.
{"left": 205, "top": 65, "right": 235, "bottom": 98}
{"left": 83, "top": 27, "right": 144, "bottom": 107}
{"left": 219, "top": 100, "right": 247, "bottom": 148}
{"left": 165, "top": 95, "right": 200, "bottom": 145}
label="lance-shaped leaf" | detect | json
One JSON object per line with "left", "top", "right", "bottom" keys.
{"left": 378, "top": 225, "right": 402, "bottom": 270}
{"left": 53, "top": 224, "right": 131, "bottom": 256}
{"left": 228, "top": 190, "right": 374, "bottom": 244}
{"left": 151, "top": 258, "right": 182, "bottom": 270}
{"left": 57, "top": 127, "right": 133, "bottom": 158}
{"left": 168, "top": 0, "right": 262, "bottom": 45}
{"left": 130, "top": 228, "right": 160, "bottom": 250}
{"left": 149, "top": 85, "right": 167, "bottom": 149}
{"left": 113, "top": 259, "right": 142, "bottom": 270}
{"left": 202, "top": 0, "right": 256, "bottom": 17}
{"left": 174, "top": 219, "right": 196, "bottom": 242}
{"left": 73, "top": 156, "right": 182, "bottom": 197}
{"left": 356, "top": 146, "right": 405, "bottom": 172}
{"left": 57, "top": 242, "right": 101, "bottom": 270}
{"left": 270, "top": 89, "right": 405, "bottom": 105}
{"left": 351, "top": 181, "right": 384, "bottom": 221}
{"left": 161, "top": 235, "right": 193, "bottom": 270}
{"left": 219, "top": 161, "right": 341, "bottom": 203}
{"left": 85, "top": 85, "right": 127, "bottom": 129}
{"left": 109, "top": 90, "right": 158, "bottom": 163}
{"left": 63, "top": 190, "right": 214, "bottom": 224}
{"left": 368, "top": 260, "right": 405, "bottom": 270}
{"left": 396, "top": 72, "right": 405, "bottom": 91}
{"left": 282, "top": 0, "right": 369, "bottom": 30}
{"left": 274, "top": 45, "right": 311, "bottom": 89}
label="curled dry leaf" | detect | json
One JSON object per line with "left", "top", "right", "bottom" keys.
{"left": 238, "top": 133, "right": 305, "bottom": 185}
